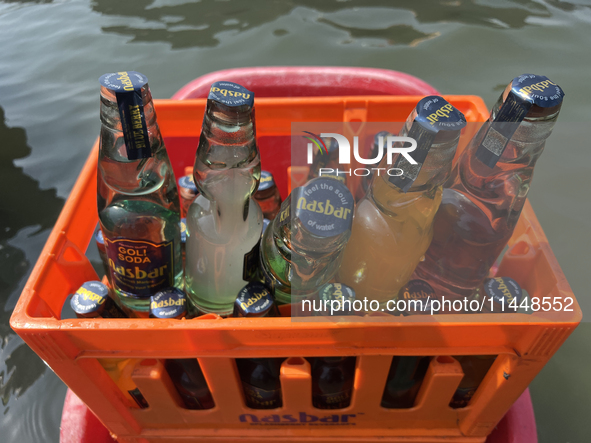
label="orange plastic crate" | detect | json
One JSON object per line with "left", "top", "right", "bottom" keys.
{"left": 10, "top": 96, "right": 581, "bottom": 443}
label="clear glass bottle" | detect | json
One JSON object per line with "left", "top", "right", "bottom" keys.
{"left": 260, "top": 177, "right": 355, "bottom": 305}
{"left": 97, "top": 71, "right": 181, "bottom": 315}
{"left": 338, "top": 96, "right": 466, "bottom": 307}
{"left": 185, "top": 81, "right": 263, "bottom": 315}
{"left": 414, "top": 75, "right": 564, "bottom": 300}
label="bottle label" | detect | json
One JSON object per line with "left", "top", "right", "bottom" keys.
{"left": 242, "top": 383, "right": 282, "bottom": 409}
{"left": 476, "top": 74, "right": 564, "bottom": 168}
{"left": 292, "top": 178, "right": 354, "bottom": 238}
{"left": 105, "top": 238, "right": 174, "bottom": 297}
{"left": 99, "top": 71, "right": 152, "bottom": 160}
{"left": 277, "top": 196, "right": 291, "bottom": 229}
{"left": 208, "top": 81, "right": 254, "bottom": 108}
{"left": 390, "top": 96, "right": 466, "bottom": 193}
{"left": 313, "top": 390, "right": 351, "bottom": 408}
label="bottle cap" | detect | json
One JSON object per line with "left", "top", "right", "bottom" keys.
{"left": 258, "top": 170, "right": 276, "bottom": 191}
{"left": 318, "top": 283, "right": 355, "bottom": 316}
{"left": 208, "top": 81, "right": 254, "bottom": 108}
{"left": 233, "top": 282, "right": 277, "bottom": 318}
{"left": 390, "top": 96, "right": 466, "bottom": 193}
{"left": 287, "top": 177, "right": 354, "bottom": 238}
{"left": 178, "top": 175, "right": 198, "bottom": 193}
{"left": 483, "top": 277, "right": 523, "bottom": 312}
{"left": 99, "top": 71, "right": 152, "bottom": 160}
{"left": 70, "top": 281, "right": 109, "bottom": 317}
{"left": 180, "top": 218, "right": 187, "bottom": 244}
{"left": 399, "top": 279, "right": 436, "bottom": 315}
{"left": 150, "top": 288, "right": 187, "bottom": 319}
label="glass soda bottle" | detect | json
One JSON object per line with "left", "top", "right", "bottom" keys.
{"left": 97, "top": 71, "right": 182, "bottom": 315}
{"left": 414, "top": 75, "right": 564, "bottom": 300}
{"left": 185, "top": 81, "right": 263, "bottom": 316}
{"left": 254, "top": 170, "right": 281, "bottom": 220}
{"left": 381, "top": 356, "right": 430, "bottom": 408}
{"left": 338, "top": 96, "right": 466, "bottom": 307}
{"left": 310, "top": 356, "right": 356, "bottom": 409}
{"left": 260, "top": 177, "right": 354, "bottom": 305}
{"left": 164, "top": 359, "right": 215, "bottom": 410}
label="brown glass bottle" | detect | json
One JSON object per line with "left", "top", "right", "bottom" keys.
{"left": 450, "top": 355, "right": 496, "bottom": 408}
{"left": 236, "top": 358, "right": 284, "bottom": 409}
{"left": 414, "top": 75, "right": 564, "bottom": 300}
{"left": 254, "top": 170, "right": 282, "bottom": 220}
{"left": 381, "top": 356, "right": 430, "bottom": 408}
{"left": 164, "top": 359, "right": 215, "bottom": 410}
{"left": 310, "top": 357, "right": 356, "bottom": 409}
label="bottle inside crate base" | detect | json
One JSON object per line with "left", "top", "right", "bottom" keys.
{"left": 254, "top": 170, "right": 282, "bottom": 220}
{"left": 97, "top": 71, "right": 182, "bottom": 315}
{"left": 164, "top": 359, "right": 215, "bottom": 410}
{"left": 450, "top": 355, "right": 496, "bottom": 408}
{"left": 310, "top": 357, "right": 356, "bottom": 409}
{"left": 185, "top": 81, "right": 263, "bottom": 316}
{"left": 236, "top": 358, "right": 284, "bottom": 409}
{"left": 338, "top": 96, "right": 466, "bottom": 308}
{"left": 381, "top": 356, "right": 430, "bottom": 409}
{"left": 260, "top": 177, "right": 354, "bottom": 305}
{"left": 414, "top": 75, "right": 564, "bottom": 300}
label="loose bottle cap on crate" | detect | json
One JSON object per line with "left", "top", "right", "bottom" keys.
{"left": 483, "top": 277, "right": 523, "bottom": 313}
{"left": 233, "top": 282, "right": 277, "bottom": 318}
{"left": 208, "top": 81, "right": 254, "bottom": 108}
{"left": 150, "top": 288, "right": 187, "bottom": 319}
{"left": 318, "top": 282, "right": 355, "bottom": 316}
{"left": 178, "top": 175, "right": 198, "bottom": 193}
{"left": 399, "top": 279, "right": 435, "bottom": 315}
{"left": 287, "top": 177, "right": 354, "bottom": 238}
{"left": 70, "top": 281, "right": 109, "bottom": 317}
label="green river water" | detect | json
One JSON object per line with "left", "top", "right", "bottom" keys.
{"left": 0, "top": 1, "right": 590, "bottom": 441}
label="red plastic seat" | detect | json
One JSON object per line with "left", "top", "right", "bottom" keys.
{"left": 171, "top": 66, "right": 439, "bottom": 99}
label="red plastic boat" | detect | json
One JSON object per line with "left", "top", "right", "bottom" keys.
{"left": 59, "top": 67, "right": 538, "bottom": 443}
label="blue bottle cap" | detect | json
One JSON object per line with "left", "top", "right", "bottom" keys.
{"left": 95, "top": 228, "right": 104, "bottom": 245}
{"left": 150, "top": 288, "right": 187, "bottom": 319}
{"left": 258, "top": 170, "right": 275, "bottom": 191}
{"left": 483, "top": 277, "right": 523, "bottom": 312}
{"left": 208, "top": 81, "right": 254, "bottom": 108}
{"left": 99, "top": 71, "right": 148, "bottom": 93}
{"left": 70, "top": 281, "right": 109, "bottom": 316}
{"left": 180, "top": 218, "right": 187, "bottom": 243}
{"left": 399, "top": 279, "right": 435, "bottom": 315}
{"left": 318, "top": 283, "right": 355, "bottom": 316}
{"left": 178, "top": 175, "right": 198, "bottom": 193}
{"left": 510, "top": 74, "right": 564, "bottom": 108}
{"left": 233, "top": 282, "right": 276, "bottom": 317}
{"left": 291, "top": 177, "right": 354, "bottom": 238}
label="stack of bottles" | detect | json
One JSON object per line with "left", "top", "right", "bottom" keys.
{"left": 64, "top": 71, "right": 562, "bottom": 412}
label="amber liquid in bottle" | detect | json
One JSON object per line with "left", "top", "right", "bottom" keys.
{"left": 338, "top": 97, "right": 465, "bottom": 306}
